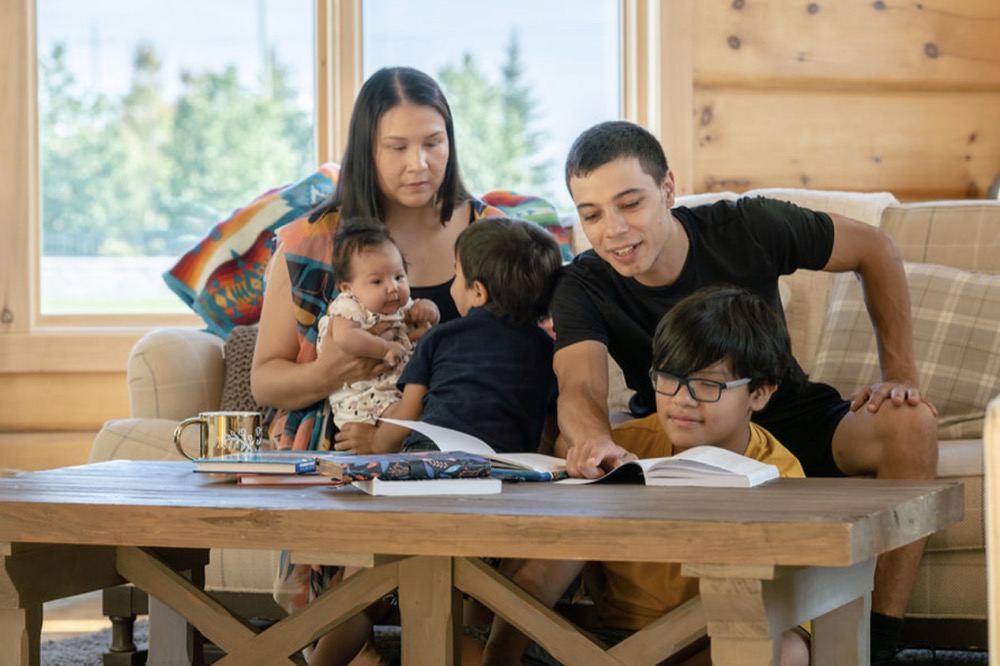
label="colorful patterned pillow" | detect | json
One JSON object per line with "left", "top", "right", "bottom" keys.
{"left": 481, "top": 190, "right": 573, "bottom": 263}
{"left": 810, "top": 262, "right": 1000, "bottom": 439}
{"left": 164, "top": 164, "right": 340, "bottom": 337}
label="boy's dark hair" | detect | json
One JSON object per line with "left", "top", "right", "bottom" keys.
{"left": 455, "top": 217, "right": 562, "bottom": 326}
{"left": 310, "top": 66, "right": 471, "bottom": 225}
{"left": 332, "top": 218, "right": 405, "bottom": 283}
{"left": 565, "top": 120, "right": 669, "bottom": 191}
{"left": 651, "top": 285, "right": 791, "bottom": 390}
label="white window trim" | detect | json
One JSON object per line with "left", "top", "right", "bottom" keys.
{"left": 0, "top": 0, "right": 677, "bottom": 373}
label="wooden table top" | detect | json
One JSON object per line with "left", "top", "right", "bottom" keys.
{"left": 0, "top": 461, "right": 962, "bottom": 567}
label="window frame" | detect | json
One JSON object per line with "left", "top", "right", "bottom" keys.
{"left": 0, "top": 0, "right": 681, "bottom": 374}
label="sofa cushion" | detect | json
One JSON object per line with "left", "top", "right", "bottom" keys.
{"left": 882, "top": 200, "right": 1000, "bottom": 273}
{"left": 810, "top": 262, "right": 1000, "bottom": 440}
{"left": 163, "top": 164, "right": 340, "bottom": 337}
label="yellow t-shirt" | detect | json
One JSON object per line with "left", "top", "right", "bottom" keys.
{"left": 585, "top": 413, "right": 805, "bottom": 631}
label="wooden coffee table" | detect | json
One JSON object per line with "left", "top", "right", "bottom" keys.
{"left": 0, "top": 461, "right": 962, "bottom": 666}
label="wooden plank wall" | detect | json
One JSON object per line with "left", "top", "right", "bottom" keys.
{"left": 678, "top": 0, "right": 1000, "bottom": 201}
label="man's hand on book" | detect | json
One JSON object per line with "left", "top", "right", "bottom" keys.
{"left": 566, "top": 438, "right": 637, "bottom": 479}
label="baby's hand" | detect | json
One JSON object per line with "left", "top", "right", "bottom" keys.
{"left": 383, "top": 342, "right": 406, "bottom": 366}
{"left": 407, "top": 299, "right": 441, "bottom": 327}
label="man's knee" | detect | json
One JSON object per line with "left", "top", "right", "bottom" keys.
{"left": 872, "top": 403, "right": 938, "bottom": 478}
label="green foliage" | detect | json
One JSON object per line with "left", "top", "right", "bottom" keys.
{"left": 438, "top": 30, "right": 553, "bottom": 199}
{"left": 39, "top": 43, "right": 313, "bottom": 257}
{"left": 39, "top": 32, "right": 547, "bottom": 258}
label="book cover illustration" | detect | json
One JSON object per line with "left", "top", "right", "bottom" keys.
{"left": 319, "top": 450, "right": 492, "bottom": 482}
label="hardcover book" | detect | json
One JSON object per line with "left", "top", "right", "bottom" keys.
{"left": 316, "top": 450, "right": 492, "bottom": 482}
{"left": 351, "top": 477, "right": 502, "bottom": 496}
{"left": 236, "top": 473, "right": 340, "bottom": 486}
{"left": 378, "top": 418, "right": 567, "bottom": 481}
{"left": 193, "top": 450, "right": 318, "bottom": 475}
{"left": 557, "top": 445, "right": 779, "bottom": 488}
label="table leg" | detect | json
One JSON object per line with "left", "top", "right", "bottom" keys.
{"left": 684, "top": 559, "right": 876, "bottom": 666}
{"left": 0, "top": 606, "right": 38, "bottom": 666}
{"left": 398, "top": 556, "right": 461, "bottom": 666}
{"left": 811, "top": 592, "right": 870, "bottom": 666}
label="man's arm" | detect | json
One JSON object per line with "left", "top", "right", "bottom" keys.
{"left": 554, "top": 341, "right": 637, "bottom": 478}
{"left": 823, "top": 213, "right": 933, "bottom": 414}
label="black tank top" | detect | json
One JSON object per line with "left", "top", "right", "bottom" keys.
{"left": 411, "top": 278, "right": 458, "bottom": 323}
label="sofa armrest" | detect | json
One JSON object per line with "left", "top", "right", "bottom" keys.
{"left": 128, "top": 327, "right": 225, "bottom": 420}
{"left": 89, "top": 418, "right": 194, "bottom": 462}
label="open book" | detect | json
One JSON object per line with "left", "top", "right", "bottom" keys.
{"left": 379, "top": 418, "right": 567, "bottom": 481}
{"left": 557, "top": 445, "right": 779, "bottom": 488}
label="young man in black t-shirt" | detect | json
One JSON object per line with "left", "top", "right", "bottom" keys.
{"left": 551, "top": 120, "right": 938, "bottom": 666}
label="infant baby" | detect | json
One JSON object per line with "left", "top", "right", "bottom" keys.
{"left": 317, "top": 218, "right": 439, "bottom": 429}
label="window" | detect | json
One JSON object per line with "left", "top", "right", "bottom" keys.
{"left": 2, "top": 0, "right": 666, "bottom": 373}
{"left": 362, "top": 0, "right": 620, "bottom": 214}
{"left": 35, "top": 0, "right": 316, "bottom": 315}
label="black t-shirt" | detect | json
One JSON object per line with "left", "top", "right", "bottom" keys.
{"left": 551, "top": 196, "right": 835, "bottom": 416}
{"left": 398, "top": 307, "right": 558, "bottom": 454}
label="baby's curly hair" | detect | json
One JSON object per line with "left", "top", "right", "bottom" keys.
{"left": 331, "top": 218, "right": 405, "bottom": 282}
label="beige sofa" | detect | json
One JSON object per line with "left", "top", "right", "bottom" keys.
{"left": 90, "top": 188, "right": 999, "bottom": 654}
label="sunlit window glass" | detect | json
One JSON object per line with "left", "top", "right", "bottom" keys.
{"left": 36, "top": 0, "right": 315, "bottom": 314}
{"left": 362, "top": 0, "right": 620, "bottom": 215}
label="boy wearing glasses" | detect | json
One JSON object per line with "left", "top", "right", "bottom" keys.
{"left": 481, "top": 285, "right": 809, "bottom": 666}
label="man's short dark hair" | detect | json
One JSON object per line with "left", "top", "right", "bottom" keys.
{"left": 651, "top": 285, "right": 791, "bottom": 390}
{"left": 565, "top": 120, "right": 669, "bottom": 191}
{"left": 455, "top": 217, "right": 562, "bottom": 326}
{"left": 332, "top": 218, "right": 404, "bottom": 282}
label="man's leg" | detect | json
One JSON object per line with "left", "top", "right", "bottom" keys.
{"left": 830, "top": 401, "right": 938, "bottom": 663}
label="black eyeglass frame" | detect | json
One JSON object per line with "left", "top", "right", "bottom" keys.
{"left": 648, "top": 369, "right": 752, "bottom": 403}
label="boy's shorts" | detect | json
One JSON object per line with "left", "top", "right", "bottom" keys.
{"left": 753, "top": 380, "right": 851, "bottom": 478}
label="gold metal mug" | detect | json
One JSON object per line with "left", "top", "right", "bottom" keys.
{"left": 173, "top": 411, "right": 265, "bottom": 460}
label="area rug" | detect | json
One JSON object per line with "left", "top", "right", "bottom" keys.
{"left": 41, "top": 619, "right": 147, "bottom": 666}
{"left": 38, "top": 621, "right": 987, "bottom": 665}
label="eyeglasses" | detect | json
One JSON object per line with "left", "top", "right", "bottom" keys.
{"left": 648, "top": 369, "right": 751, "bottom": 403}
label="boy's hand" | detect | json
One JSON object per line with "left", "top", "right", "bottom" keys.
{"left": 565, "top": 438, "right": 636, "bottom": 479}
{"left": 333, "top": 422, "right": 378, "bottom": 453}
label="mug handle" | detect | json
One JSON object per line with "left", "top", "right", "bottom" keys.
{"left": 173, "top": 416, "right": 203, "bottom": 460}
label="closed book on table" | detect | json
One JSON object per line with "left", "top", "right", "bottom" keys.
{"left": 194, "top": 451, "right": 318, "bottom": 475}
{"left": 351, "top": 477, "right": 502, "bottom": 496}
{"left": 237, "top": 473, "right": 339, "bottom": 486}
{"left": 316, "top": 450, "right": 492, "bottom": 482}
